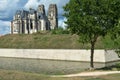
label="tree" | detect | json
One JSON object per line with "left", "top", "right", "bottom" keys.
{"left": 63, "top": 0, "right": 120, "bottom": 69}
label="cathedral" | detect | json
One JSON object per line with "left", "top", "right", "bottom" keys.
{"left": 11, "top": 4, "right": 58, "bottom": 34}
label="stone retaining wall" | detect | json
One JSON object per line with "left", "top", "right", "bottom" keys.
{"left": 0, "top": 49, "right": 119, "bottom": 63}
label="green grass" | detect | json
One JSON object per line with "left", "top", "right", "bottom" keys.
{"left": 0, "top": 32, "right": 119, "bottom": 49}
{"left": 0, "top": 69, "right": 84, "bottom": 80}
{"left": 85, "top": 74, "right": 120, "bottom": 80}
{"left": 0, "top": 33, "right": 107, "bottom": 49}
{"left": 0, "top": 33, "right": 88, "bottom": 49}
{"left": 0, "top": 69, "right": 120, "bottom": 80}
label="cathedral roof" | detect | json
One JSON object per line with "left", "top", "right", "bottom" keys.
{"left": 15, "top": 10, "right": 28, "bottom": 19}
{"left": 29, "top": 8, "right": 36, "bottom": 14}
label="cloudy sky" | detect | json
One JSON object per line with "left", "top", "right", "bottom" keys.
{"left": 0, "top": 0, "right": 69, "bottom": 35}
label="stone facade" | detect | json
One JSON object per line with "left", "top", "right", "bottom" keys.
{"left": 11, "top": 4, "right": 58, "bottom": 34}
{"left": 48, "top": 4, "right": 58, "bottom": 30}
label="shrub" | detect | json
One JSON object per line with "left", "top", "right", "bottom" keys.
{"left": 51, "top": 27, "right": 69, "bottom": 34}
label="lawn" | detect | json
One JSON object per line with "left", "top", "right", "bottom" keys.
{"left": 84, "top": 74, "right": 120, "bottom": 80}
{"left": 0, "top": 69, "right": 120, "bottom": 80}
{"left": 0, "top": 32, "right": 118, "bottom": 49}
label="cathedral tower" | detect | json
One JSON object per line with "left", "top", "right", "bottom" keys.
{"left": 48, "top": 4, "right": 58, "bottom": 29}
{"left": 37, "top": 5, "right": 49, "bottom": 31}
{"left": 37, "top": 5, "right": 45, "bottom": 15}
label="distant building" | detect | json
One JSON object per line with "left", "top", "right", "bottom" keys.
{"left": 11, "top": 4, "right": 58, "bottom": 34}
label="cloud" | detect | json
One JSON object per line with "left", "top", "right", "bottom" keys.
{"left": 59, "top": 18, "right": 67, "bottom": 29}
{"left": 0, "top": 0, "right": 27, "bottom": 20}
{"left": 24, "top": 0, "right": 39, "bottom": 9}
{"left": 0, "top": 0, "right": 18, "bottom": 19}
{"left": 0, "top": 20, "right": 10, "bottom": 35}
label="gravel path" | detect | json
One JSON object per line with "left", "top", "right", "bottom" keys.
{"left": 52, "top": 71, "right": 120, "bottom": 77}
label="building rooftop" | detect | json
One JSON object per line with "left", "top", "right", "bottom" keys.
{"left": 15, "top": 10, "right": 28, "bottom": 19}
{"left": 29, "top": 8, "right": 36, "bottom": 14}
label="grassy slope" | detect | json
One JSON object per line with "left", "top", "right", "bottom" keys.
{"left": 0, "top": 34, "right": 80, "bottom": 49}
{"left": 0, "top": 33, "right": 105, "bottom": 49}
{"left": 0, "top": 32, "right": 117, "bottom": 49}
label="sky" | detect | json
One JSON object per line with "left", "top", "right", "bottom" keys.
{"left": 0, "top": 0, "right": 69, "bottom": 35}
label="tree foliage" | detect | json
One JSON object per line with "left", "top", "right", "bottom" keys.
{"left": 63, "top": 0, "right": 120, "bottom": 69}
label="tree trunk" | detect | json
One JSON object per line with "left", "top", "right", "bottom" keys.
{"left": 90, "top": 42, "right": 95, "bottom": 70}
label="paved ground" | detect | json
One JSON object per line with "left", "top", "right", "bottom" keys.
{"left": 52, "top": 71, "right": 120, "bottom": 77}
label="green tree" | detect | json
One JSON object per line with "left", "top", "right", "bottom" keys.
{"left": 63, "top": 0, "right": 120, "bottom": 69}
